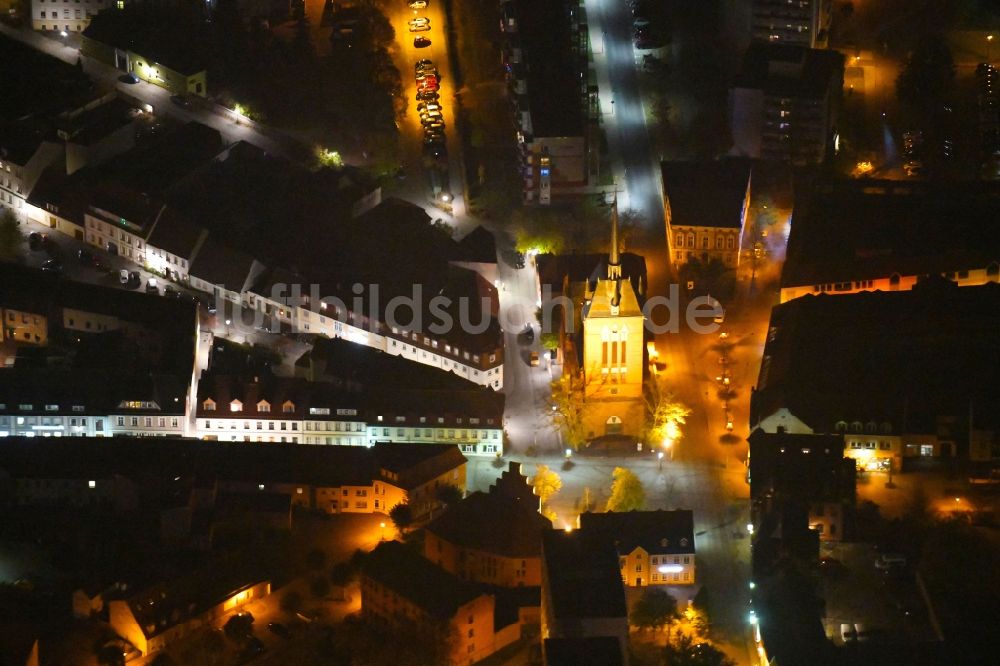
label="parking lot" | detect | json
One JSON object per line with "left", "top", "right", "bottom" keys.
{"left": 818, "top": 542, "right": 938, "bottom": 648}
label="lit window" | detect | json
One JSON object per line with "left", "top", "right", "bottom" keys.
{"left": 88, "top": 480, "right": 96, "bottom": 488}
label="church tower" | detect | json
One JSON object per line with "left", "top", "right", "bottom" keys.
{"left": 581, "top": 199, "right": 646, "bottom": 437}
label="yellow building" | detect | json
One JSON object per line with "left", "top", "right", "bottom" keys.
{"left": 1, "top": 308, "right": 47, "bottom": 346}
{"left": 579, "top": 510, "right": 697, "bottom": 587}
{"left": 581, "top": 203, "right": 646, "bottom": 439}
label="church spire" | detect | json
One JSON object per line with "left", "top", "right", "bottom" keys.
{"left": 607, "top": 195, "right": 622, "bottom": 280}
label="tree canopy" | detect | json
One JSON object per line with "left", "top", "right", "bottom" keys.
{"left": 389, "top": 503, "right": 414, "bottom": 532}
{"left": 549, "top": 375, "right": 589, "bottom": 449}
{"left": 532, "top": 465, "right": 563, "bottom": 506}
{"left": 0, "top": 209, "right": 23, "bottom": 263}
{"left": 606, "top": 467, "right": 645, "bottom": 512}
{"left": 630, "top": 587, "right": 679, "bottom": 630}
{"left": 645, "top": 377, "right": 691, "bottom": 447}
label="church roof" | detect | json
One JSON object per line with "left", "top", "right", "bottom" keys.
{"left": 586, "top": 277, "right": 642, "bottom": 318}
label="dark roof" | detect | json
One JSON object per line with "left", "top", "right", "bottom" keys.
{"left": 0, "top": 436, "right": 380, "bottom": 489}
{"left": 57, "top": 96, "right": 136, "bottom": 147}
{"left": 188, "top": 236, "right": 261, "bottom": 290}
{"left": 125, "top": 568, "right": 267, "bottom": 639}
{"left": 515, "top": 0, "right": 585, "bottom": 137}
{"left": 373, "top": 442, "right": 467, "bottom": 490}
{"left": 752, "top": 280, "right": 1000, "bottom": 433}
{"left": 82, "top": 7, "right": 209, "bottom": 76}
{"left": 0, "top": 119, "right": 51, "bottom": 165}
{"left": 454, "top": 226, "right": 497, "bottom": 264}
{"left": 579, "top": 510, "right": 695, "bottom": 555}
{"left": 782, "top": 179, "right": 1000, "bottom": 288}
{"left": 544, "top": 637, "right": 624, "bottom": 666}
{"left": 542, "top": 529, "right": 627, "bottom": 620}
{"left": 0, "top": 33, "right": 94, "bottom": 123}
{"left": 0, "top": 372, "right": 188, "bottom": 417}
{"left": 146, "top": 208, "right": 208, "bottom": 260}
{"left": 747, "top": 431, "right": 854, "bottom": 504}
{"left": 197, "top": 375, "right": 362, "bottom": 420}
{"left": 363, "top": 540, "right": 486, "bottom": 619}
{"left": 425, "top": 490, "right": 552, "bottom": 557}
{"left": 661, "top": 160, "right": 751, "bottom": 230}
{"left": 733, "top": 43, "right": 844, "bottom": 98}
{"left": 365, "top": 387, "right": 505, "bottom": 428}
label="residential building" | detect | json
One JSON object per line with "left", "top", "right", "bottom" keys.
{"left": 362, "top": 540, "right": 520, "bottom": 665}
{"left": 81, "top": 7, "right": 209, "bottom": 96}
{"left": 748, "top": 431, "right": 855, "bottom": 541}
{"left": 109, "top": 571, "right": 270, "bottom": 656}
{"left": 751, "top": 279, "right": 1000, "bottom": 462}
{"left": 31, "top": 0, "right": 117, "bottom": 33}
{"left": 661, "top": 160, "right": 751, "bottom": 268}
{"left": 580, "top": 204, "right": 646, "bottom": 440}
{"left": 1, "top": 307, "right": 47, "bottom": 346}
{"left": 780, "top": 179, "right": 1000, "bottom": 303}
{"left": 579, "top": 510, "right": 696, "bottom": 587}
{"left": 425, "top": 462, "right": 551, "bottom": 586}
{"left": 506, "top": 0, "right": 595, "bottom": 204}
{"left": 541, "top": 530, "right": 629, "bottom": 664}
{"left": 57, "top": 94, "right": 138, "bottom": 176}
{"left": 730, "top": 43, "right": 844, "bottom": 165}
{"left": 195, "top": 374, "right": 504, "bottom": 456}
{"left": 751, "top": 0, "right": 832, "bottom": 48}
{"left": 373, "top": 441, "right": 468, "bottom": 517}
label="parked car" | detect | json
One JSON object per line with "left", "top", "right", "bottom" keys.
{"left": 415, "top": 58, "right": 434, "bottom": 70}
{"left": 118, "top": 72, "right": 139, "bottom": 84}
{"left": 28, "top": 232, "right": 42, "bottom": 251}
{"left": 41, "top": 258, "right": 62, "bottom": 274}
{"left": 145, "top": 278, "right": 159, "bottom": 294}
{"left": 414, "top": 36, "right": 432, "bottom": 48}
{"left": 819, "top": 556, "right": 847, "bottom": 577}
{"left": 164, "top": 286, "right": 180, "bottom": 298}
{"left": 170, "top": 95, "right": 191, "bottom": 108}
{"left": 408, "top": 0, "right": 427, "bottom": 8}
{"left": 874, "top": 553, "right": 907, "bottom": 570}
{"left": 529, "top": 351, "right": 540, "bottom": 366}
{"left": 119, "top": 269, "right": 130, "bottom": 284}
{"left": 408, "top": 17, "right": 430, "bottom": 32}
{"left": 416, "top": 90, "right": 439, "bottom": 102}
{"left": 77, "top": 249, "right": 96, "bottom": 266}
{"left": 267, "top": 623, "right": 292, "bottom": 639}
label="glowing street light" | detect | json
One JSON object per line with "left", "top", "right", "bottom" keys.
{"left": 379, "top": 521, "right": 386, "bottom": 541}
{"left": 657, "top": 450, "right": 664, "bottom": 470}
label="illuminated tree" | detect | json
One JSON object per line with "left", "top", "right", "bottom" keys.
{"left": 532, "top": 465, "right": 562, "bottom": 506}
{"left": 606, "top": 467, "right": 645, "bottom": 512}
{"left": 645, "top": 377, "right": 691, "bottom": 447}
{"left": 662, "top": 631, "right": 735, "bottom": 666}
{"left": 549, "top": 375, "right": 588, "bottom": 450}
{"left": 389, "top": 502, "right": 413, "bottom": 532}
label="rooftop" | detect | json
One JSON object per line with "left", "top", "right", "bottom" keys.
{"left": 0, "top": 33, "right": 94, "bottom": 124}
{"left": 373, "top": 442, "right": 467, "bottom": 490}
{"left": 747, "top": 431, "right": 854, "bottom": 504}
{"left": 536, "top": 252, "right": 647, "bottom": 297}
{"left": 733, "top": 43, "right": 844, "bottom": 98}
{"left": 83, "top": 6, "right": 210, "bottom": 76}
{"left": 542, "top": 529, "right": 627, "bottom": 620}
{"left": 363, "top": 540, "right": 486, "bottom": 619}
{"left": 514, "top": 0, "right": 585, "bottom": 137}
{"left": 579, "top": 510, "right": 696, "bottom": 555}
{"left": 544, "top": 637, "right": 624, "bottom": 666}
{"left": 425, "top": 490, "right": 552, "bottom": 557}
{"left": 782, "top": 179, "right": 1000, "bottom": 288}
{"left": 661, "top": 160, "right": 752, "bottom": 230}
{"left": 752, "top": 280, "right": 1000, "bottom": 433}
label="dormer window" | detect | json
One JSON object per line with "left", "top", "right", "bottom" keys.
{"left": 680, "top": 538, "right": 689, "bottom": 547}
{"left": 203, "top": 399, "right": 216, "bottom": 412}
{"left": 230, "top": 400, "right": 243, "bottom": 413}
{"left": 282, "top": 400, "right": 295, "bottom": 414}
{"left": 834, "top": 421, "right": 847, "bottom": 433}
{"left": 257, "top": 400, "right": 271, "bottom": 413}
{"left": 660, "top": 538, "right": 669, "bottom": 547}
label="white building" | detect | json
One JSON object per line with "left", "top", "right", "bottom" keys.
{"left": 31, "top": 0, "right": 118, "bottom": 34}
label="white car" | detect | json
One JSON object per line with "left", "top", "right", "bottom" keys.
{"left": 408, "top": 17, "right": 430, "bottom": 32}
{"left": 408, "top": 0, "right": 427, "bottom": 8}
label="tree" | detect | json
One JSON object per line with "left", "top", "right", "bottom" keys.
{"left": 679, "top": 256, "right": 735, "bottom": 300}
{"left": 630, "top": 587, "right": 678, "bottom": 630}
{"left": 532, "top": 465, "right": 562, "bottom": 506}
{"left": 223, "top": 612, "right": 254, "bottom": 642}
{"left": 896, "top": 34, "right": 955, "bottom": 116}
{"left": 550, "top": 375, "right": 589, "bottom": 449}
{"left": 540, "top": 332, "right": 560, "bottom": 351}
{"left": 645, "top": 377, "right": 691, "bottom": 447}
{"left": 436, "top": 483, "right": 463, "bottom": 506}
{"left": 0, "top": 209, "right": 23, "bottom": 263}
{"left": 305, "top": 547, "right": 327, "bottom": 571}
{"left": 280, "top": 588, "right": 303, "bottom": 614}
{"left": 662, "top": 631, "right": 735, "bottom": 666}
{"left": 389, "top": 502, "right": 414, "bottom": 532}
{"left": 606, "top": 467, "right": 645, "bottom": 512}
{"left": 310, "top": 575, "right": 331, "bottom": 599}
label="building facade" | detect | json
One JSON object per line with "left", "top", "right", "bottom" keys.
{"left": 751, "top": 0, "right": 832, "bottom": 48}
{"left": 31, "top": 0, "right": 116, "bottom": 33}
{"left": 579, "top": 510, "right": 697, "bottom": 587}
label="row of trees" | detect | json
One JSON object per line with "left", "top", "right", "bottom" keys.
{"left": 532, "top": 464, "right": 646, "bottom": 516}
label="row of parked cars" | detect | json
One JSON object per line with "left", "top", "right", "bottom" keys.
{"left": 416, "top": 58, "right": 447, "bottom": 159}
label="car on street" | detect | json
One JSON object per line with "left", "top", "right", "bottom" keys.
{"left": 416, "top": 73, "right": 438, "bottom": 85}
{"left": 267, "top": 623, "right": 292, "bottom": 639}
{"left": 415, "top": 58, "right": 433, "bottom": 70}
{"left": 119, "top": 72, "right": 139, "bottom": 84}
{"left": 76, "top": 249, "right": 95, "bottom": 263}
{"left": 164, "top": 286, "right": 180, "bottom": 298}
{"left": 41, "top": 258, "right": 62, "bottom": 274}
{"left": 408, "top": 0, "right": 427, "bottom": 8}
{"left": 408, "top": 17, "right": 430, "bottom": 32}
{"left": 170, "top": 95, "right": 191, "bottom": 108}
{"left": 423, "top": 122, "right": 445, "bottom": 133}
{"left": 819, "top": 556, "right": 847, "bottom": 577}
{"left": 414, "top": 36, "right": 431, "bottom": 48}
{"left": 417, "top": 102, "right": 441, "bottom": 113}
{"left": 416, "top": 65, "right": 438, "bottom": 78}
{"left": 145, "top": 278, "right": 159, "bottom": 294}
{"left": 28, "top": 232, "right": 43, "bottom": 251}
{"left": 119, "top": 269, "right": 130, "bottom": 284}
{"left": 416, "top": 90, "right": 439, "bottom": 102}
{"left": 875, "top": 553, "right": 907, "bottom": 570}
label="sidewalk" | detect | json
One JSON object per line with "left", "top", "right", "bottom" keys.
{"left": 583, "top": 1, "right": 627, "bottom": 193}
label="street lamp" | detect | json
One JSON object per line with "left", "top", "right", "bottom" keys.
{"left": 379, "top": 521, "right": 386, "bottom": 541}
{"left": 662, "top": 437, "right": 674, "bottom": 460}
{"left": 657, "top": 450, "right": 664, "bottom": 471}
